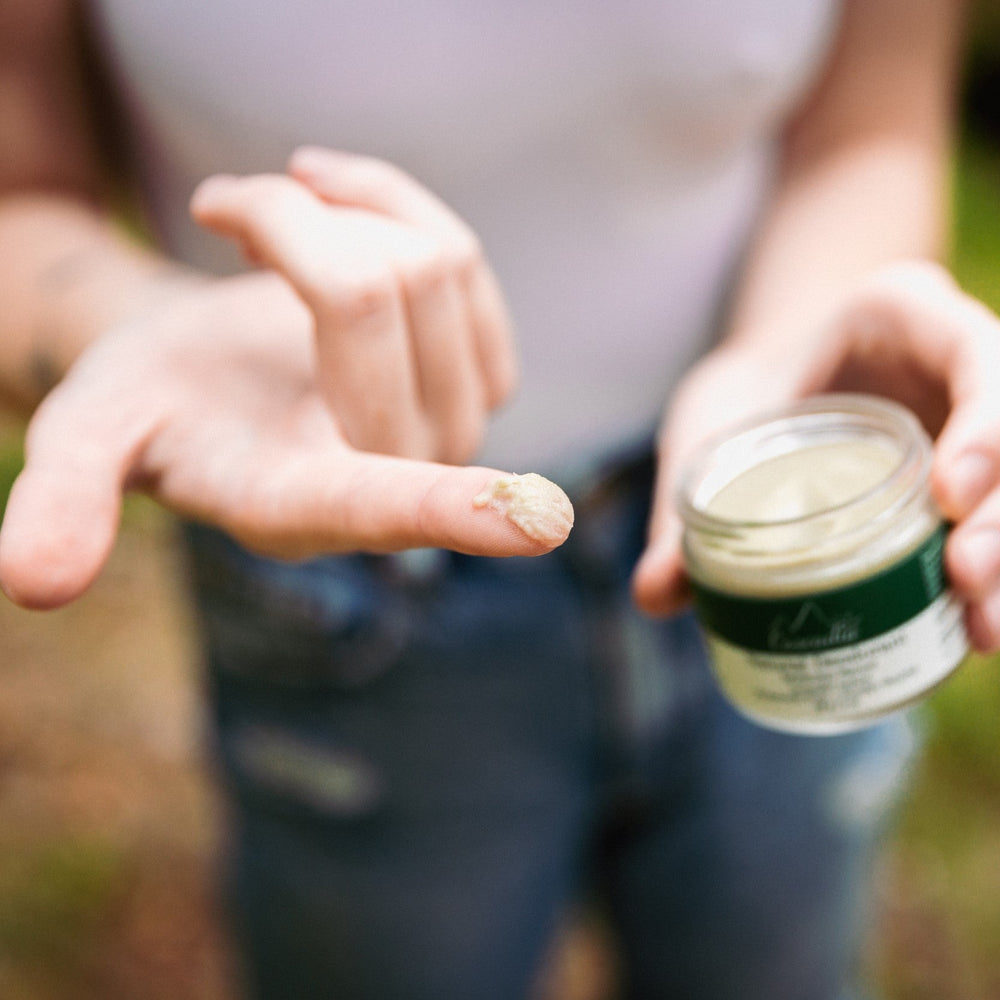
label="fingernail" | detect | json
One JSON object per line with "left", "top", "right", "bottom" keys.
{"left": 952, "top": 528, "right": 1000, "bottom": 592}
{"left": 945, "top": 452, "right": 996, "bottom": 515}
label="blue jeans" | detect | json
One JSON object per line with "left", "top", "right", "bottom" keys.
{"left": 183, "top": 452, "right": 917, "bottom": 1000}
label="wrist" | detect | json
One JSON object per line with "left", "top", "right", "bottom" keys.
{"left": 34, "top": 246, "right": 202, "bottom": 391}
{"left": 0, "top": 194, "right": 205, "bottom": 410}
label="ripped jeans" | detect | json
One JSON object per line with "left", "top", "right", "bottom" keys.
{"left": 182, "top": 451, "right": 917, "bottom": 1000}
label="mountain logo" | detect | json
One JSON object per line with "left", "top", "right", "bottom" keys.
{"left": 767, "top": 602, "right": 862, "bottom": 652}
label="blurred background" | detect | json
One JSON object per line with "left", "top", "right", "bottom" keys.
{"left": 3, "top": 3, "right": 1000, "bottom": 998}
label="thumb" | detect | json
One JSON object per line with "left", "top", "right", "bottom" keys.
{"left": 927, "top": 322, "right": 1000, "bottom": 524}
{"left": 631, "top": 510, "right": 689, "bottom": 617}
{"left": 631, "top": 347, "right": 797, "bottom": 617}
{"left": 0, "top": 390, "right": 139, "bottom": 610}
{"left": 0, "top": 451, "right": 123, "bottom": 611}
{"left": 630, "top": 418, "right": 696, "bottom": 618}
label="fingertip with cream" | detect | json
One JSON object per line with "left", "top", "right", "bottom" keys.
{"left": 472, "top": 472, "right": 574, "bottom": 550}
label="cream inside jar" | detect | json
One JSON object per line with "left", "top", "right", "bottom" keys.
{"left": 679, "top": 394, "right": 969, "bottom": 735}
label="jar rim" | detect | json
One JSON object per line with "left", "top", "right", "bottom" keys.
{"left": 678, "top": 393, "right": 932, "bottom": 538}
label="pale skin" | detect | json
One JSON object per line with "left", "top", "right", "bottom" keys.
{"left": 2, "top": 0, "right": 1000, "bottom": 653}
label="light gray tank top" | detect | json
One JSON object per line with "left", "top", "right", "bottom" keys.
{"left": 90, "top": 0, "right": 841, "bottom": 472}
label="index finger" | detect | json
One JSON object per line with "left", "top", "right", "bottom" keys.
{"left": 207, "top": 451, "right": 576, "bottom": 562}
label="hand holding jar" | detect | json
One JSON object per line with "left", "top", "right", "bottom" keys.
{"left": 634, "top": 261, "right": 1000, "bottom": 658}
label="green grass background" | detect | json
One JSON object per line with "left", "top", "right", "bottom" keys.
{"left": 868, "top": 113, "right": 1000, "bottom": 995}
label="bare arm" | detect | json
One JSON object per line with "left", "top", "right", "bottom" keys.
{"left": 723, "top": 0, "right": 964, "bottom": 358}
{"left": 634, "top": 0, "right": 990, "bottom": 625}
{"left": 0, "top": 0, "right": 182, "bottom": 410}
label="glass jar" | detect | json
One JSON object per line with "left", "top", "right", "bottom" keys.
{"left": 679, "top": 394, "right": 969, "bottom": 735}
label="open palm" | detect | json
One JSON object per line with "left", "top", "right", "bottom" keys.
{"left": 0, "top": 151, "right": 573, "bottom": 609}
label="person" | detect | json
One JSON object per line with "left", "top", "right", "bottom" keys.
{"left": 0, "top": 0, "right": 996, "bottom": 997}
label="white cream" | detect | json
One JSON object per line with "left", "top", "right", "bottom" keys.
{"left": 706, "top": 439, "right": 901, "bottom": 523}
{"left": 473, "top": 472, "right": 574, "bottom": 547}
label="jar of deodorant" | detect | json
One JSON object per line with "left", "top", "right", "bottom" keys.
{"left": 679, "top": 394, "right": 969, "bottom": 735}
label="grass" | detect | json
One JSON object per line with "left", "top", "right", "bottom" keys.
{"left": 951, "top": 131, "right": 1000, "bottom": 308}
{"left": 921, "top": 127, "right": 1000, "bottom": 789}
{"left": 0, "top": 836, "right": 126, "bottom": 965}
{"left": 866, "top": 130, "right": 1000, "bottom": 999}
{"left": 0, "top": 432, "right": 23, "bottom": 519}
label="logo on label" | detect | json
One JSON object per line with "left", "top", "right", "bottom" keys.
{"left": 767, "top": 602, "right": 863, "bottom": 652}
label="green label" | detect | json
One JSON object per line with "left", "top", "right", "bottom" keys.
{"left": 691, "top": 525, "right": 948, "bottom": 654}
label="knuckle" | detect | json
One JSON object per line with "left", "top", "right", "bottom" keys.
{"left": 861, "top": 259, "right": 956, "bottom": 312}
{"left": 398, "top": 234, "right": 483, "bottom": 296}
{"left": 239, "top": 174, "right": 301, "bottom": 222}
{"left": 399, "top": 244, "right": 453, "bottom": 295}
{"left": 343, "top": 154, "right": 411, "bottom": 200}
{"left": 450, "top": 231, "right": 486, "bottom": 281}
{"left": 308, "top": 267, "right": 399, "bottom": 324}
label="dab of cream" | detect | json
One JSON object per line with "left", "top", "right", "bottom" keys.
{"left": 473, "top": 473, "right": 574, "bottom": 546}
{"left": 706, "top": 439, "right": 901, "bottom": 524}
